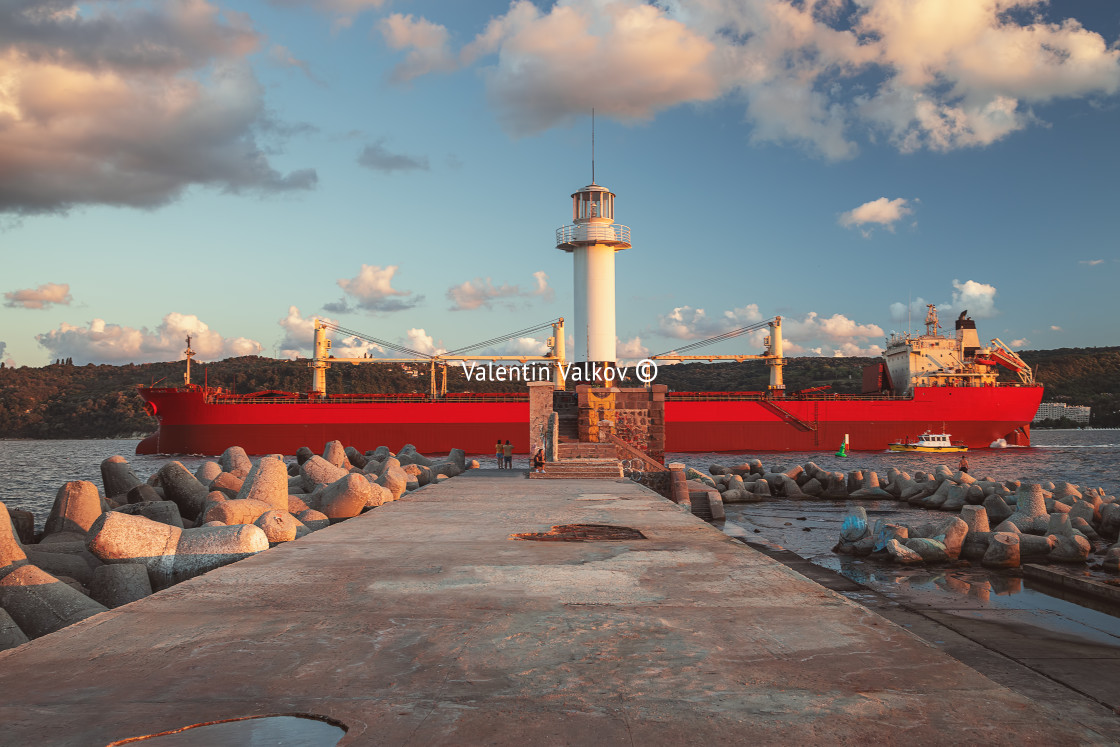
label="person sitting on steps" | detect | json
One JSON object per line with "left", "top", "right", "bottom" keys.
{"left": 533, "top": 448, "right": 545, "bottom": 473}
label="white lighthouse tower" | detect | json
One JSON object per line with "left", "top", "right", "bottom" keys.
{"left": 555, "top": 181, "right": 631, "bottom": 369}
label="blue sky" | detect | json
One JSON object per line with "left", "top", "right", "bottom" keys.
{"left": 2, "top": 0, "right": 1119, "bottom": 367}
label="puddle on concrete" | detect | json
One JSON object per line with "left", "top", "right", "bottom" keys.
{"left": 725, "top": 500, "right": 1120, "bottom": 650}
{"left": 511, "top": 524, "right": 647, "bottom": 542}
{"left": 109, "top": 715, "right": 345, "bottom": 746}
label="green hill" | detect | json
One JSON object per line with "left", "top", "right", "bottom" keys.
{"left": 1, "top": 346, "right": 1116, "bottom": 438}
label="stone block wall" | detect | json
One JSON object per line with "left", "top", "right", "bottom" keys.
{"left": 527, "top": 382, "right": 555, "bottom": 454}
{"left": 575, "top": 385, "right": 666, "bottom": 462}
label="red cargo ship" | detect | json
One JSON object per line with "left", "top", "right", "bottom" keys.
{"left": 136, "top": 307, "right": 1042, "bottom": 455}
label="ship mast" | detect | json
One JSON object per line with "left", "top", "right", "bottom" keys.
{"left": 924, "top": 304, "right": 940, "bottom": 337}
{"left": 183, "top": 336, "right": 195, "bottom": 387}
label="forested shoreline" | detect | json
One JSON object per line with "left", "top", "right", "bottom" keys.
{"left": 1, "top": 346, "right": 1117, "bottom": 438}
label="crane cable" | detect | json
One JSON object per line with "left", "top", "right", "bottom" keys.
{"left": 320, "top": 318, "right": 561, "bottom": 359}
{"left": 653, "top": 318, "right": 775, "bottom": 358}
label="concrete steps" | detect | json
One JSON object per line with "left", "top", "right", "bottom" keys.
{"left": 529, "top": 458, "right": 624, "bottom": 480}
{"left": 557, "top": 442, "right": 618, "bottom": 460}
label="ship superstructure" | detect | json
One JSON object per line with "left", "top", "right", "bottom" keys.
{"left": 882, "top": 306, "right": 1034, "bottom": 394}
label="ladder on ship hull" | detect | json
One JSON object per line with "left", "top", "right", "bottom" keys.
{"left": 758, "top": 399, "right": 817, "bottom": 432}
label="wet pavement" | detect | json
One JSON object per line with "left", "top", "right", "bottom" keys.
{"left": 724, "top": 500, "right": 1120, "bottom": 739}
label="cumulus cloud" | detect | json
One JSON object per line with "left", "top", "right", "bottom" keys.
{"left": 398, "top": 0, "right": 1120, "bottom": 157}
{"left": 4, "top": 282, "right": 72, "bottom": 309}
{"left": 37, "top": 312, "right": 260, "bottom": 364}
{"left": 277, "top": 305, "right": 395, "bottom": 359}
{"left": 616, "top": 336, "right": 649, "bottom": 362}
{"left": 950, "top": 278, "right": 998, "bottom": 318}
{"left": 457, "top": 0, "right": 720, "bottom": 135}
{"left": 380, "top": 13, "right": 457, "bottom": 83}
{"left": 357, "top": 141, "right": 430, "bottom": 173}
{"left": 839, "top": 197, "right": 914, "bottom": 235}
{"left": 446, "top": 271, "right": 554, "bottom": 311}
{"left": 657, "top": 304, "right": 762, "bottom": 340}
{"left": 1050, "top": 325, "right": 1062, "bottom": 331}
{"left": 1079, "top": 259, "right": 1104, "bottom": 266}
{"left": 1010, "top": 338, "right": 1030, "bottom": 348}
{"left": 0, "top": 0, "right": 316, "bottom": 215}
{"left": 325, "top": 265, "right": 422, "bottom": 313}
{"left": 783, "top": 312, "right": 884, "bottom": 345}
{"left": 653, "top": 303, "right": 882, "bottom": 357}
{"left": 406, "top": 328, "right": 446, "bottom": 356}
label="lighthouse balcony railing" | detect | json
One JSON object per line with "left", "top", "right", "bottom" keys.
{"left": 556, "top": 223, "right": 631, "bottom": 246}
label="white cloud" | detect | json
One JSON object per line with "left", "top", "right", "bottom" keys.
{"left": 950, "top": 278, "right": 998, "bottom": 318}
{"left": 37, "top": 312, "right": 260, "bottom": 364}
{"left": 406, "top": 328, "right": 446, "bottom": 356}
{"left": 326, "top": 264, "right": 421, "bottom": 313}
{"left": 657, "top": 304, "right": 762, "bottom": 340}
{"left": 839, "top": 197, "right": 914, "bottom": 235}
{"left": 446, "top": 271, "right": 554, "bottom": 311}
{"left": 783, "top": 312, "right": 884, "bottom": 343}
{"left": 0, "top": 1, "right": 316, "bottom": 215}
{"left": 1079, "top": 259, "right": 1104, "bottom": 266}
{"left": 831, "top": 342, "right": 886, "bottom": 358}
{"left": 459, "top": 0, "right": 721, "bottom": 134}
{"left": 500, "top": 337, "right": 550, "bottom": 356}
{"left": 1009, "top": 338, "right": 1030, "bottom": 348}
{"left": 403, "top": 0, "right": 1120, "bottom": 158}
{"left": 4, "top": 282, "right": 73, "bottom": 309}
{"left": 616, "top": 336, "right": 649, "bottom": 362}
{"left": 1050, "top": 325, "right": 1062, "bottom": 331}
{"left": 380, "top": 13, "right": 457, "bottom": 83}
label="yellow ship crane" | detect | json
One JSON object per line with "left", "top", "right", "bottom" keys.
{"left": 650, "top": 316, "right": 787, "bottom": 395}
{"left": 310, "top": 318, "right": 567, "bottom": 398}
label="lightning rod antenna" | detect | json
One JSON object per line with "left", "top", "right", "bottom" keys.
{"left": 591, "top": 108, "right": 595, "bottom": 184}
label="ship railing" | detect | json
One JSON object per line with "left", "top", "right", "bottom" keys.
{"left": 666, "top": 391, "right": 915, "bottom": 402}
{"left": 204, "top": 392, "right": 530, "bottom": 405}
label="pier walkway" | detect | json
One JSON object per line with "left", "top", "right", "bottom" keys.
{"left": 0, "top": 471, "right": 1102, "bottom": 744}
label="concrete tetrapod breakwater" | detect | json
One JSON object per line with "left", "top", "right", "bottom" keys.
{"left": 0, "top": 471, "right": 1105, "bottom": 744}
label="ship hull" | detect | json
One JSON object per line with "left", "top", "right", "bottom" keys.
{"left": 136, "top": 385, "right": 1043, "bottom": 456}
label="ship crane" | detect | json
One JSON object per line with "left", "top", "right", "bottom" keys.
{"left": 311, "top": 317, "right": 567, "bottom": 398}
{"left": 651, "top": 316, "right": 787, "bottom": 395}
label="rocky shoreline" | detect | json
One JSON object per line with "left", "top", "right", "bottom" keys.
{"left": 0, "top": 441, "right": 478, "bottom": 649}
{"left": 688, "top": 460, "right": 1120, "bottom": 573}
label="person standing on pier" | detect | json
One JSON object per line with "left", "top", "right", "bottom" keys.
{"left": 495, "top": 439, "right": 504, "bottom": 469}
{"left": 503, "top": 440, "right": 513, "bottom": 470}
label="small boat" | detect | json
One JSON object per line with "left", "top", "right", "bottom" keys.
{"left": 888, "top": 432, "right": 968, "bottom": 453}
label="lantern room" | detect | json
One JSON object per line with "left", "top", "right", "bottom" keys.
{"left": 572, "top": 184, "right": 615, "bottom": 223}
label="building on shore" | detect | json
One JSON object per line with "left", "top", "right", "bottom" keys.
{"left": 1033, "top": 402, "right": 1091, "bottom": 424}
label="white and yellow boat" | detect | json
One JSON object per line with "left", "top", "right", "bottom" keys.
{"left": 888, "top": 432, "right": 968, "bottom": 453}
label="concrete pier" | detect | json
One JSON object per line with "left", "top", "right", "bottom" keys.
{"left": 0, "top": 471, "right": 1102, "bottom": 744}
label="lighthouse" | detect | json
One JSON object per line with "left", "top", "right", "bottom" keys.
{"left": 555, "top": 181, "right": 631, "bottom": 371}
